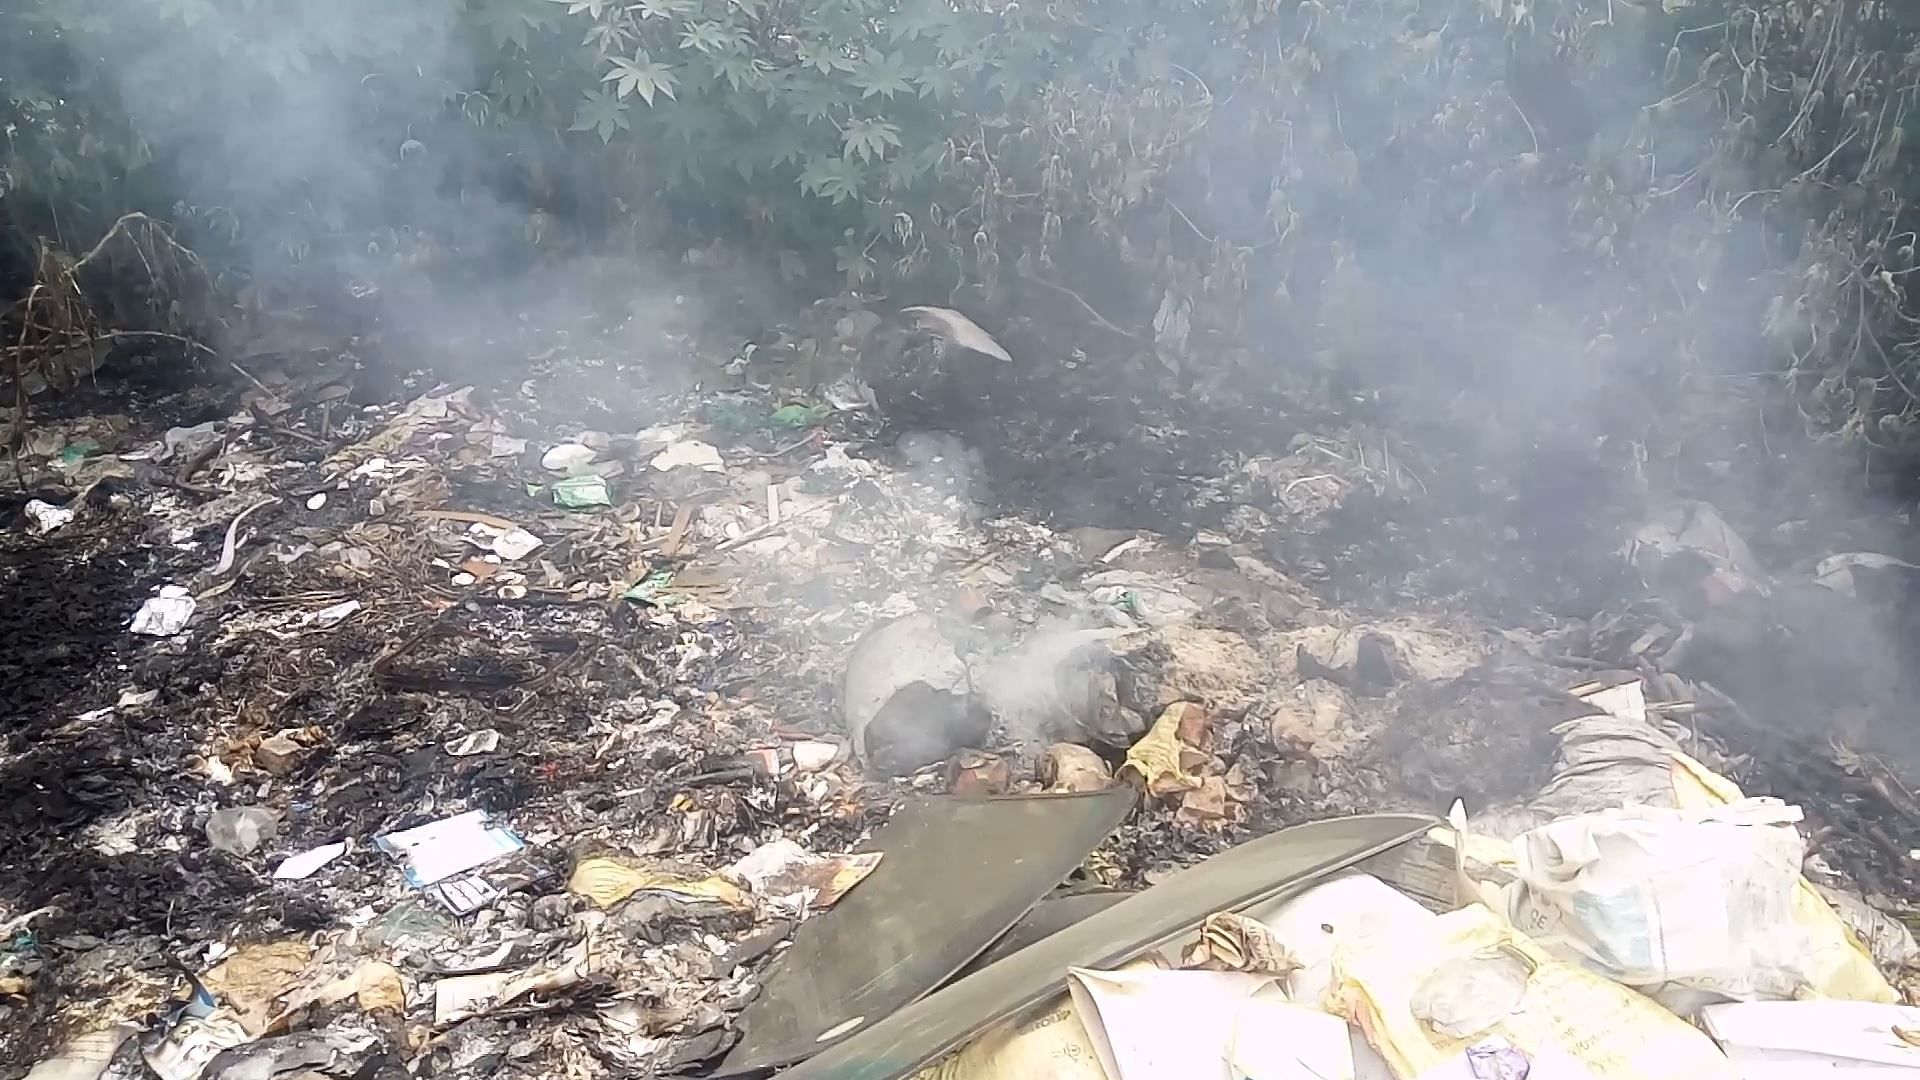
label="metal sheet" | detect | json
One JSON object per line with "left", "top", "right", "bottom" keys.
{"left": 778, "top": 812, "right": 1440, "bottom": 1080}
{"left": 714, "top": 789, "right": 1135, "bottom": 1075}
{"left": 952, "top": 891, "right": 1133, "bottom": 981}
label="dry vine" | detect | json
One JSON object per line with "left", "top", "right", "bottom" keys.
{"left": 3, "top": 212, "right": 218, "bottom": 488}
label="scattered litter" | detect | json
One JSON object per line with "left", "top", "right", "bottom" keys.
{"left": 254, "top": 731, "right": 308, "bottom": 775}
{"left": 1042, "top": 744, "right": 1113, "bottom": 792}
{"left": 160, "top": 421, "right": 222, "bottom": 461}
{"left": 900, "top": 305, "right": 1015, "bottom": 363}
{"left": 552, "top": 472, "right": 612, "bottom": 508}
{"left": 203, "top": 939, "right": 313, "bottom": 1034}
{"left": 24, "top": 499, "right": 73, "bottom": 534}
{"left": 1085, "top": 570, "right": 1202, "bottom": 626}
{"left": 273, "top": 841, "right": 349, "bottom": 880}
{"left": 289, "top": 958, "right": 409, "bottom": 1015}
{"left": 366, "top": 901, "right": 451, "bottom": 951}
{"left": 651, "top": 439, "right": 726, "bottom": 473}
{"left": 728, "top": 839, "right": 883, "bottom": 910}
{"left": 305, "top": 492, "right": 327, "bottom": 510}
{"left": 142, "top": 1011, "right": 252, "bottom": 1080}
{"left": 374, "top": 810, "right": 524, "bottom": 887}
{"left": 1701, "top": 1000, "right": 1920, "bottom": 1076}
{"left": 433, "top": 942, "right": 596, "bottom": 1024}
{"left": 1814, "top": 551, "right": 1920, "bottom": 597}
{"left": 541, "top": 442, "right": 598, "bottom": 472}
{"left": 427, "top": 875, "right": 500, "bottom": 916}
{"left": 212, "top": 497, "right": 279, "bottom": 575}
{"left": 205, "top": 806, "right": 279, "bottom": 856}
{"left": 771, "top": 403, "right": 830, "bottom": 427}
{"left": 1502, "top": 797, "right": 1895, "bottom": 1008}
{"left": 22, "top": 1025, "right": 139, "bottom": 1080}
{"left": 1464, "top": 1036, "right": 1532, "bottom": 1080}
{"left": 567, "top": 853, "right": 750, "bottom": 910}
{"left": 304, "top": 599, "right": 361, "bottom": 627}
{"left": 949, "top": 750, "right": 1011, "bottom": 796}
{"left": 623, "top": 568, "right": 678, "bottom": 604}
{"left": 790, "top": 740, "right": 842, "bottom": 773}
{"left": 468, "top": 522, "right": 544, "bottom": 561}
{"left": 1332, "top": 904, "right": 1738, "bottom": 1079}
{"left": 809, "top": 443, "right": 877, "bottom": 478}
{"left": 1627, "top": 500, "right": 1767, "bottom": 601}
{"left": 445, "top": 729, "right": 501, "bottom": 756}
{"left": 1180, "top": 911, "right": 1296, "bottom": 975}
{"left": 1120, "top": 702, "right": 1208, "bottom": 796}
{"left": 130, "top": 585, "right": 196, "bottom": 636}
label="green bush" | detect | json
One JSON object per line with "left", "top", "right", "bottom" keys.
{"left": 5, "top": 0, "right": 1920, "bottom": 451}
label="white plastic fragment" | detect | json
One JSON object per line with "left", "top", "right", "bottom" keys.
{"left": 468, "top": 522, "right": 544, "bottom": 561}
{"left": 25, "top": 499, "right": 74, "bottom": 534}
{"left": 791, "top": 740, "right": 841, "bottom": 772}
{"left": 306, "top": 599, "right": 362, "bottom": 627}
{"left": 541, "top": 442, "right": 598, "bottom": 472}
{"left": 651, "top": 439, "right": 726, "bottom": 473}
{"left": 273, "top": 841, "right": 349, "bottom": 881}
{"left": 130, "top": 586, "right": 196, "bottom": 636}
{"left": 445, "top": 729, "right": 501, "bottom": 757}
{"left": 494, "top": 529, "right": 543, "bottom": 560}
{"left": 306, "top": 492, "right": 327, "bottom": 510}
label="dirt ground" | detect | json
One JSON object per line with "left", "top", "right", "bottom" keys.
{"left": 4, "top": 283, "right": 1920, "bottom": 1076}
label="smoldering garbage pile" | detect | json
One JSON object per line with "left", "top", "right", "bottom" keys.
{"left": 5, "top": 326, "right": 1920, "bottom": 1080}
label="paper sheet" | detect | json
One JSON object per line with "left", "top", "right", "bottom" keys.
{"left": 1067, "top": 966, "right": 1355, "bottom": 1080}
{"left": 1701, "top": 1001, "right": 1920, "bottom": 1077}
{"left": 375, "top": 810, "right": 523, "bottom": 886}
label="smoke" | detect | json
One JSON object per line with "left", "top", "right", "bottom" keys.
{"left": 32, "top": 1, "right": 1920, "bottom": 757}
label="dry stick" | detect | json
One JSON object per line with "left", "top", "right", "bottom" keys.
{"left": 94, "top": 329, "right": 217, "bottom": 360}
{"left": 1031, "top": 276, "right": 1144, "bottom": 341}
{"left": 714, "top": 500, "right": 829, "bottom": 553}
{"left": 9, "top": 283, "right": 39, "bottom": 492}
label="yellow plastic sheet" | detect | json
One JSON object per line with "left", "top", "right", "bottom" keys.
{"left": 566, "top": 854, "right": 748, "bottom": 910}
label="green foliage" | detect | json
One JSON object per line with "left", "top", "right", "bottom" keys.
{"left": 8, "top": 0, "right": 1920, "bottom": 451}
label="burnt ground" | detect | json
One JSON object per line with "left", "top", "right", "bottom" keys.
{"left": 3, "top": 286, "right": 1920, "bottom": 1072}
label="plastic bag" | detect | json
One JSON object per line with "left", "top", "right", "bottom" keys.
{"left": 1330, "top": 904, "right": 1737, "bottom": 1080}
{"left": 1506, "top": 798, "right": 1823, "bottom": 1006}
{"left": 1667, "top": 756, "right": 1898, "bottom": 1004}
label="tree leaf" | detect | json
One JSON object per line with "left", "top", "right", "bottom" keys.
{"left": 605, "top": 55, "right": 680, "bottom": 104}
{"left": 843, "top": 118, "right": 901, "bottom": 164}
{"left": 571, "top": 88, "right": 632, "bottom": 141}
{"left": 851, "top": 51, "right": 915, "bottom": 99}
{"left": 799, "top": 155, "right": 864, "bottom": 203}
